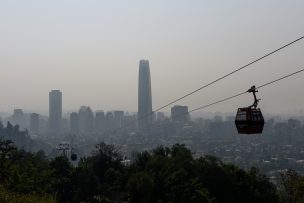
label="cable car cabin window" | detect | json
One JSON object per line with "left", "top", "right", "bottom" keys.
{"left": 236, "top": 111, "right": 247, "bottom": 121}
{"left": 252, "top": 112, "right": 258, "bottom": 121}
{"left": 251, "top": 110, "right": 263, "bottom": 122}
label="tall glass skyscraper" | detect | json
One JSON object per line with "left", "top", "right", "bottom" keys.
{"left": 138, "top": 60, "right": 153, "bottom": 132}
{"left": 49, "top": 90, "right": 62, "bottom": 134}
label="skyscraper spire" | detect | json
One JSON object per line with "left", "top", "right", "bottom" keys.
{"left": 138, "top": 60, "right": 153, "bottom": 132}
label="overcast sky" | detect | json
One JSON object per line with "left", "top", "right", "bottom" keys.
{"left": 0, "top": 0, "right": 304, "bottom": 115}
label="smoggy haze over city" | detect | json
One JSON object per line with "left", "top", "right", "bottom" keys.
{"left": 1, "top": 0, "right": 304, "bottom": 115}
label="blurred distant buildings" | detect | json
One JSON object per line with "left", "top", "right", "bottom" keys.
{"left": 70, "top": 112, "right": 79, "bottom": 134}
{"left": 78, "top": 106, "right": 94, "bottom": 133}
{"left": 95, "top": 111, "right": 106, "bottom": 132}
{"left": 171, "top": 105, "right": 189, "bottom": 123}
{"left": 156, "top": 112, "right": 166, "bottom": 122}
{"left": 30, "top": 113, "right": 39, "bottom": 134}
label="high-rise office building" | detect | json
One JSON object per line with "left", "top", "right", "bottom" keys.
{"left": 95, "top": 111, "right": 106, "bottom": 132}
{"left": 171, "top": 105, "right": 189, "bottom": 123}
{"left": 78, "top": 106, "right": 94, "bottom": 133}
{"left": 49, "top": 90, "right": 62, "bottom": 134}
{"left": 106, "top": 111, "right": 114, "bottom": 130}
{"left": 12, "top": 109, "right": 25, "bottom": 127}
{"left": 138, "top": 60, "right": 153, "bottom": 132}
{"left": 30, "top": 113, "right": 39, "bottom": 134}
{"left": 114, "top": 110, "right": 124, "bottom": 128}
{"left": 70, "top": 112, "right": 79, "bottom": 134}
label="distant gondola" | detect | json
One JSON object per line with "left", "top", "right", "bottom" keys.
{"left": 235, "top": 86, "right": 265, "bottom": 134}
{"left": 71, "top": 153, "right": 78, "bottom": 161}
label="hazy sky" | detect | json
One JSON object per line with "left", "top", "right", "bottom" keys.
{"left": 1, "top": 0, "right": 304, "bottom": 115}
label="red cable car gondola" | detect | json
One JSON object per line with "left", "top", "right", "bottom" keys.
{"left": 235, "top": 86, "right": 265, "bottom": 134}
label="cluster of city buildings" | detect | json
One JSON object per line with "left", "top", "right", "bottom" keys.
{"left": 1, "top": 60, "right": 190, "bottom": 137}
